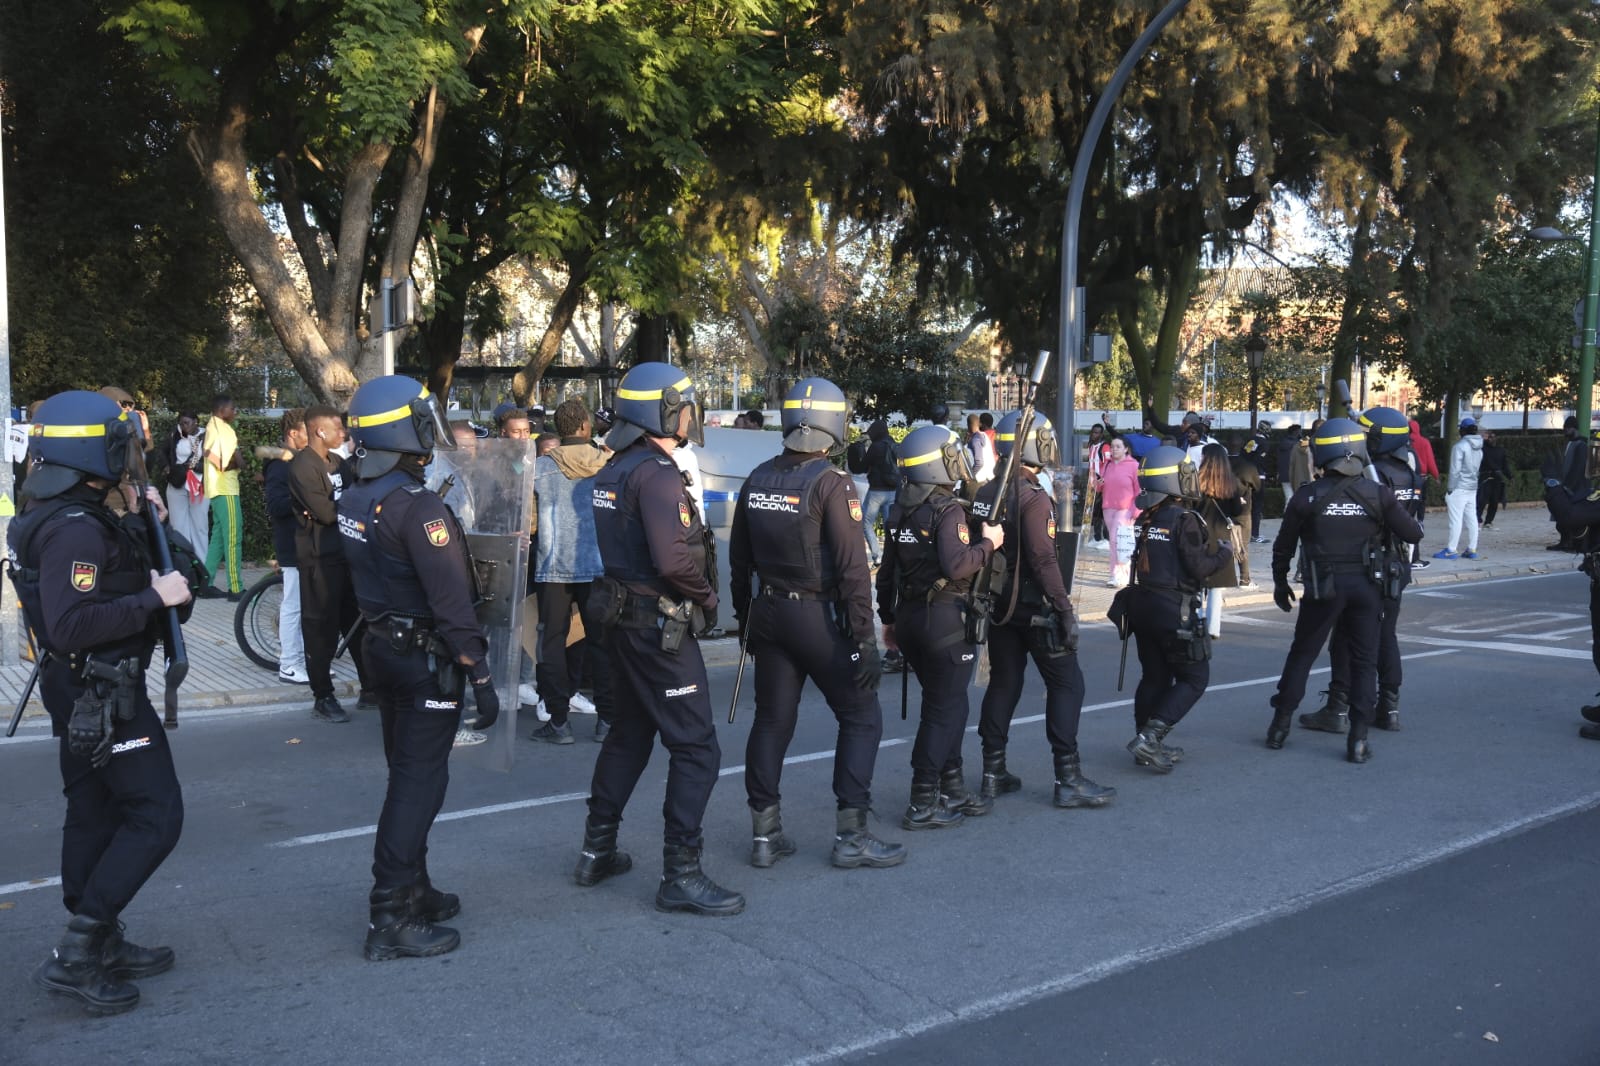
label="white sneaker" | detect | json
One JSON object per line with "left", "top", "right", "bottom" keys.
{"left": 568, "top": 692, "right": 598, "bottom": 715}
{"left": 1105, "top": 579, "right": 1120, "bottom": 587}
{"left": 518, "top": 682, "right": 540, "bottom": 706}
{"left": 453, "top": 729, "right": 487, "bottom": 747}
{"left": 278, "top": 666, "right": 310, "bottom": 685}
{"left": 1239, "top": 582, "right": 1260, "bottom": 591}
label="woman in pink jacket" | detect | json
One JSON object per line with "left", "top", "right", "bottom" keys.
{"left": 1095, "top": 436, "right": 1142, "bottom": 586}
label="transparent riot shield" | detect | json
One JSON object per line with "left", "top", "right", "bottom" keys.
{"left": 425, "top": 436, "right": 533, "bottom": 772}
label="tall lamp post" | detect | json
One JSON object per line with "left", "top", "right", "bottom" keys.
{"left": 1244, "top": 334, "right": 1267, "bottom": 429}
{"left": 1532, "top": 209, "right": 1600, "bottom": 435}
{"left": 1313, "top": 382, "right": 1327, "bottom": 421}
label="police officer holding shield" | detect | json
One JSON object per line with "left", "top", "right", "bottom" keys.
{"left": 574, "top": 362, "right": 743, "bottom": 917}
{"left": 1264, "top": 419, "right": 1422, "bottom": 762}
{"left": 10, "top": 390, "right": 193, "bottom": 1014}
{"left": 973, "top": 411, "right": 1114, "bottom": 808}
{"left": 729, "top": 377, "right": 905, "bottom": 870}
{"left": 876, "top": 424, "right": 1003, "bottom": 830}
{"left": 338, "top": 375, "right": 498, "bottom": 960}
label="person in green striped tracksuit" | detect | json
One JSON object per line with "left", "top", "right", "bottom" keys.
{"left": 199, "top": 394, "right": 244, "bottom": 600}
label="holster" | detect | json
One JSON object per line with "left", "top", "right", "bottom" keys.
{"left": 1029, "top": 610, "right": 1064, "bottom": 655}
{"left": 584, "top": 576, "right": 628, "bottom": 633}
{"left": 81, "top": 656, "right": 141, "bottom": 722}
{"left": 424, "top": 635, "right": 464, "bottom": 695}
{"left": 963, "top": 598, "right": 990, "bottom": 645}
{"left": 1302, "top": 558, "right": 1337, "bottom": 601}
{"left": 658, "top": 597, "right": 693, "bottom": 655}
{"left": 1166, "top": 601, "right": 1212, "bottom": 665}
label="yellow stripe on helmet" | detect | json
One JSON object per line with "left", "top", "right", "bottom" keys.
{"left": 781, "top": 399, "right": 848, "bottom": 411}
{"left": 1141, "top": 464, "right": 1179, "bottom": 476}
{"left": 32, "top": 423, "right": 109, "bottom": 438}
{"left": 350, "top": 386, "right": 431, "bottom": 429}
{"left": 617, "top": 376, "right": 692, "bottom": 401}
{"left": 1313, "top": 431, "right": 1364, "bottom": 446}
{"left": 900, "top": 449, "right": 944, "bottom": 467}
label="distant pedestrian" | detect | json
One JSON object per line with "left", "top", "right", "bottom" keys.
{"left": 163, "top": 412, "right": 209, "bottom": 564}
{"left": 1241, "top": 420, "right": 1272, "bottom": 542}
{"left": 1095, "top": 436, "right": 1140, "bottom": 587}
{"left": 261, "top": 409, "right": 309, "bottom": 685}
{"left": 1436, "top": 416, "right": 1483, "bottom": 560}
{"left": 860, "top": 419, "right": 899, "bottom": 568}
{"left": 1477, "top": 429, "right": 1508, "bottom": 528}
{"left": 1196, "top": 443, "right": 1245, "bottom": 637}
{"left": 201, "top": 394, "right": 244, "bottom": 599}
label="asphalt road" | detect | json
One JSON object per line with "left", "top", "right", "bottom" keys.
{"left": 3, "top": 570, "right": 1598, "bottom": 1065}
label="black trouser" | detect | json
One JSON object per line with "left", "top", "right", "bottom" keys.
{"left": 1590, "top": 578, "right": 1600, "bottom": 679}
{"left": 1092, "top": 497, "right": 1107, "bottom": 542}
{"left": 1251, "top": 482, "right": 1265, "bottom": 537}
{"left": 1330, "top": 596, "right": 1403, "bottom": 693}
{"left": 363, "top": 637, "right": 461, "bottom": 890}
{"left": 536, "top": 581, "right": 615, "bottom": 726}
{"left": 1272, "top": 573, "right": 1383, "bottom": 738}
{"left": 1477, "top": 477, "right": 1504, "bottom": 525}
{"left": 43, "top": 660, "right": 184, "bottom": 924}
{"left": 978, "top": 618, "right": 1084, "bottom": 757}
{"left": 896, "top": 600, "right": 976, "bottom": 780}
{"left": 302, "top": 555, "right": 367, "bottom": 699}
{"left": 588, "top": 626, "right": 720, "bottom": 848}
{"left": 744, "top": 595, "right": 882, "bottom": 811}
{"left": 1128, "top": 589, "right": 1209, "bottom": 729}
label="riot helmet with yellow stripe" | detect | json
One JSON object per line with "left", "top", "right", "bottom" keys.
{"left": 23, "top": 390, "right": 138, "bottom": 500}
{"left": 1136, "top": 445, "right": 1199, "bottom": 508}
{"left": 780, "top": 376, "right": 849, "bottom": 452}
{"left": 1356, "top": 405, "right": 1410, "bottom": 458}
{"left": 346, "top": 375, "right": 455, "bottom": 479}
{"left": 897, "top": 424, "right": 973, "bottom": 486}
{"left": 608, "top": 361, "right": 703, "bottom": 450}
{"left": 1310, "top": 417, "right": 1369, "bottom": 476}
{"left": 994, "top": 409, "right": 1058, "bottom": 467}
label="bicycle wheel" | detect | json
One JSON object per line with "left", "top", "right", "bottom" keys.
{"left": 234, "top": 571, "right": 285, "bottom": 670}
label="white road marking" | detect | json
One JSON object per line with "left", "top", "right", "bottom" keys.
{"left": 1397, "top": 635, "right": 1593, "bottom": 659}
{"left": 0, "top": 875, "right": 61, "bottom": 896}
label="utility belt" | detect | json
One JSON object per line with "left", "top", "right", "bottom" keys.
{"left": 1301, "top": 554, "right": 1372, "bottom": 600}
{"left": 586, "top": 577, "right": 696, "bottom": 654}
{"left": 367, "top": 613, "right": 440, "bottom": 656}
{"left": 759, "top": 585, "right": 838, "bottom": 602}
{"left": 1168, "top": 596, "right": 1211, "bottom": 666}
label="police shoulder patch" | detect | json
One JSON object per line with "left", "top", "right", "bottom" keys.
{"left": 957, "top": 524, "right": 970, "bottom": 545}
{"left": 1046, "top": 516, "right": 1056, "bottom": 538}
{"left": 848, "top": 498, "right": 863, "bottom": 522}
{"left": 679, "top": 501, "right": 691, "bottom": 527}
{"left": 423, "top": 518, "right": 450, "bottom": 547}
{"left": 71, "top": 561, "right": 97, "bottom": 593}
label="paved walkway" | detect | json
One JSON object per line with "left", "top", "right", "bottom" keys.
{"left": 6, "top": 501, "right": 1576, "bottom": 724}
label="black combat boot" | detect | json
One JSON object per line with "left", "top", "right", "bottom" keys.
{"left": 655, "top": 845, "right": 745, "bottom": 916}
{"left": 1052, "top": 752, "right": 1115, "bottom": 808}
{"left": 902, "top": 777, "right": 964, "bottom": 831}
{"left": 1127, "top": 719, "right": 1176, "bottom": 773}
{"left": 1266, "top": 705, "right": 1293, "bottom": 750}
{"left": 749, "top": 804, "right": 798, "bottom": 868}
{"left": 940, "top": 767, "right": 993, "bottom": 817}
{"left": 416, "top": 864, "right": 460, "bottom": 923}
{"left": 101, "top": 922, "right": 175, "bottom": 979}
{"left": 1347, "top": 735, "right": 1372, "bottom": 763}
{"left": 830, "top": 807, "right": 907, "bottom": 868}
{"left": 363, "top": 885, "right": 460, "bottom": 961}
{"left": 1581, "top": 694, "right": 1600, "bottom": 724}
{"left": 573, "top": 817, "right": 633, "bottom": 887}
{"left": 33, "top": 915, "right": 140, "bottom": 1015}
{"left": 1299, "top": 687, "right": 1350, "bottom": 734}
{"left": 1374, "top": 687, "right": 1402, "bottom": 731}
{"left": 979, "top": 749, "right": 1022, "bottom": 799}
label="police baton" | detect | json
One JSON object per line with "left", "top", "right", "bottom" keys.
{"left": 128, "top": 453, "right": 188, "bottom": 728}
{"left": 5, "top": 654, "right": 43, "bottom": 738}
{"left": 1116, "top": 632, "right": 1130, "bottom": 692}
{"left": 727, "top": 633, "right": 749, "bottom": 725}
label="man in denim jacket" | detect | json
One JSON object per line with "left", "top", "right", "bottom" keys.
{"left": 530, "top": 399, "right": 615, "bottom": 743}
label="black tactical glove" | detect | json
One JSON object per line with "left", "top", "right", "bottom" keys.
{"left": 463, "top": 668, "right": 500, "bottom": 731}
{"left": 850, "top": 641, "right": 882, "bottom": 691}
{"left": 1056, "top": 609, "right": 1081, "bottom": 653}
{"left": 68, "top": 694, "right": 114, "bottom": 768}
{"left": 1273, "top": 578, "right": 1297, "bottom": 613}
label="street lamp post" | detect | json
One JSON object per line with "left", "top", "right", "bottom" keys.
{"left": 1532, "top": 199, "right": 1600, "bottom": 434}
{"left": 1244, "top": 334, "right": 1267, "bottom": 429}
{"left": 1313, "top": 382, "right": 1328, "bottom": 421}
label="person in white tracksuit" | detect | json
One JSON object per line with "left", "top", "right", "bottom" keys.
{"left": 1438, "top": 417, "right": 1483, "bottom": 560}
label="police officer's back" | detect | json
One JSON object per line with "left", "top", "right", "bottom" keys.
{"left": 729, "top": 377, "right": 904, "bottom": 870}
{"left": 10, "top": 390, "right": 193, "bottom": 1015}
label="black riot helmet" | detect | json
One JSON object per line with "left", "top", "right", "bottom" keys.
{"left": 1136, "top": 445, "right": 1199, "bottom": 509}
{"left": 780, "top": 377, "right": 849, "bottom": 452}
{"left": 994, "top": 410, "right": 1058, "bottom": 467}
{"left": 347, "top": 375, "right": 455, "bottom": 479}
{"left": 608, "top": 362, "right": 703, "bottom": 450}
{"left": 898, "top": 424, "right": 973, "bottom": 486}
{"left": 1311, "top": 417, "right": 1369, "bottom": 476}
{"left": 24, "top": 390, "right": 137, "bottom": 500}
{"left": 1357, "top": 405, "right": 1411, "bottom": 457}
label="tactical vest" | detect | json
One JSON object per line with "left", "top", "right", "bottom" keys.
{"left": 972, "top": 478, "right": 1044, "bottom": 610}
{"left": 742, "top": 456, "right": 838, "bottom": 596}
{"left": 594, "top": 443, "right": 709, "bottom": 595}
{"left": 1376, "top": 456, "right": 1422, "bottom": 505}
{"left": 8, "top": 494, "right": 153, "bottom": 658}
{"left": 1300, "top": 476, "right": 1384, "bottom": 571}
{"left": 339, "top": 470, "right": 451, "bottom": 621}
{"left": 1132, "top": 502, "right": 1200, "bottom": 595}
{"left": 889, "top": 492, "right": 965, "bottom": 603}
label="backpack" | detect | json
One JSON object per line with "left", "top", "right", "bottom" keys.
{"left": 845, "top": 438, "right": 870, "bottom": 475}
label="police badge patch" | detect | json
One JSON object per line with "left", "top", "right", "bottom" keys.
{"left": 848, "top": 499, "right": 863, "bottom": 522}
{"left": 958, "top": 525, "right": 970, "bottom": 545}
{"left": 423, "top": 518, "right": 450, "bottom": 547}
{"left": 71, "top": 561, "right": 97, "bottom": 592}
{"left": 1046, "top": 517, "right": 1056, "bottom": 538}
{"left": 679, "top": 501, "right": 691, "bottom": 527}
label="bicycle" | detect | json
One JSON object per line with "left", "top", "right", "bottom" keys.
{"left": 234, "top": 570, "right": 285, "bottom": 670}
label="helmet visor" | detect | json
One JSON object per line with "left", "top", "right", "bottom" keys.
{"left": 414, "top": 390, "right": 456, "bottom": 452}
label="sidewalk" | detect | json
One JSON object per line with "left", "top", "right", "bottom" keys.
{"left": 1068, "top": 499, "right": 1574, "bottom": 620}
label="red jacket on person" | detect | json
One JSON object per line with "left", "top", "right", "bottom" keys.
{"left": 1408, "top": 420, "right": 1440, "bottom": 479}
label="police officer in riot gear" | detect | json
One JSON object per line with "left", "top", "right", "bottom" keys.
{"left": 1302, "top": 406, "right": 1422, "bottom": 733}
{"left": 729, "top": 378, "right": 905, "bottom": 869}
{"left": 876, "top": 424, "right": 1004, "bottom": 829}
{"left": 10, "top": 390, "right": 193, "bottom": 1014}
{"left": 1123, "top": 447, "right": 1232, "bottom": 771}
{"left": 974, "top": 411, "right": 1113, "bottom": 808}
{"left": 1541, "top": 450, "right": 1600, "bottom": 738}
{"left": 338, "top": 375, "right": 498, "bottom": 960}
{"left": 575, "top": 362, "right": 744, "bottom": 916}
{"left": 1264, "top": 419, "right": 1423, "bottom": 762}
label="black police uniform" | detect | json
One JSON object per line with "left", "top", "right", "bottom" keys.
{"left": 1323, "top": 455, "right": 1421, "bottom": 725}
{"left": 1126, "top": 499, "right": 1229, "bottom": 763}
{"left": 731, "top": 453, "right": 879, "bottom": 811}
{"left": 587, "top": 438, "right": 722, "bottom": 853}
{"left": 973, "top": 471, "right": 1111, "bottom": 806}
{"left": 1242, "top": 429, "right": 1272, "bottom": 538}
{"left": 1544, "top": 481, "right": 1600, "bottom": 735}
{"left": 11, "top": 483, "right": 185, "bottom": 1008}
{"left": 338, "top": 465, "right": 486, "bottom": 922}
{"left": 1268, "top": 474, "right": 1422, "bottom": 757}
{"left": 876, "top": 485, "right": 995, "bottom": 821}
